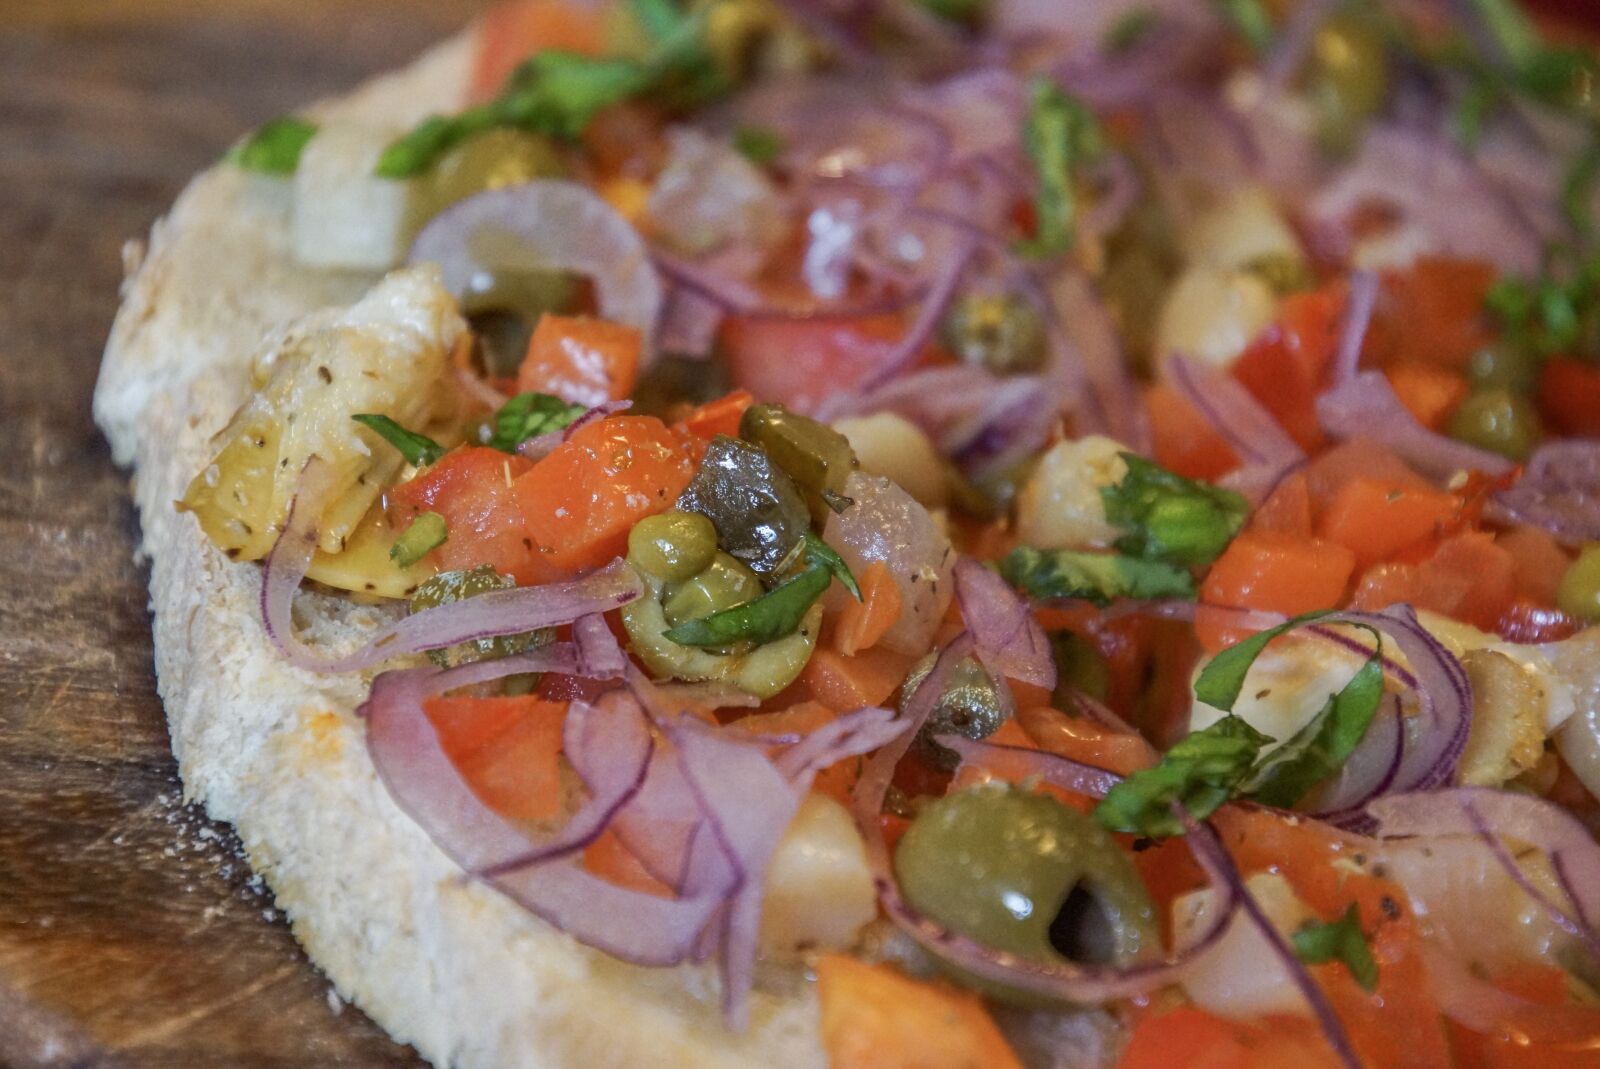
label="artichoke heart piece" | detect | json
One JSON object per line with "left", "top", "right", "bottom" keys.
{"left": 178, "top": 266, "right": 467, "bottom": 570}
{"left": 304, "top": 502, "right": 435, "bottom": 601}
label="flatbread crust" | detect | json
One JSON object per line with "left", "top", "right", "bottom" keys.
{"left": 94, "top": 28, "right": 826, "bottom": 1069}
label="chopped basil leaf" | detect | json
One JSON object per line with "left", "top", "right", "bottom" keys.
{"left": 734, "top": 125, "right": 786, "bottom": 165}
{"left": 664, "top": 555, "right": 831, "bottom": 647}
{"left": 804, "top": 532, "right": 862, "bottom": 601}
{"left": 351, "top": 414, "right": 446, "bottom": 467}
{"left": 1243, "top": 649, "right": 1384, "bottom": 808}
{"left": 390, "top": 511, "right": 448, "bottom": 567}
{"left": 378, "top": 1, "right": 723, "bottom": 178}
{"left": 1000, "top": 546, "right": 1196, "bottom": 606}
{"left": 1015, "top": 78, "right": 1102, "bottom": 259}
{"left": 1192, "top": 611, "right": 1337, "bottom": 712}
{"left": 1104, "top": 9, "right": 1157, "bottom": 53}
{"left": 1103, "top": 454, "right": 1249, "bottom": 567}
{"left": 486, "top": 392, "right": 587, "bottom": 454}
{"left": 229, "top": 117, "right": 318, "bottom": 175}
{"left": 1094, "top": 715, "right": 1273, "bottom": 837}
{"left": 1293, "top": 904, "right": 1380, "bottom": 992}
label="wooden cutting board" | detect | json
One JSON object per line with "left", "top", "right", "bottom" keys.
{"left": 0, "top": 3, "right": 487, "bottom": 1065}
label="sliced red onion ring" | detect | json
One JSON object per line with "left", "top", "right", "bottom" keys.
{"left": 856, "top": 232, "right": 978, "bottom": 392}
{"left": 1491, "top": 440, "right": 1600, "bottom": 546}
{"left": 954, "top": 556, "right": 1056, "bottom": 691}
{"left": 1316, "top": 371, "right": 1513, "bottom": 481}
{"left": 658, "top": 285, "right": 725, "bottom": 358}
{"left": 1301, "top": 695, "right": 1404, "bottom": 830}
{"left": 360, "top": 654, "right": 727, "bottom": 967}
{"left": 261, "top": 475, "right": 642, "bottom": 673}
{"left": 666, "top": 718, "right": 806, "bottom": 1029}
{"left": 1329, "top": 270, "right": 1378, "bottom": 385}
{"left": 1416, "top": 939, "right": 1600, "bottom": 1043}
{"left": 574, "top": 612, "right": 627, "bottom": 680}
{"left": 1369, "top": 787, "right": 1600, "bottom": 961}
{"left": 652, "top": 246, "right": 923, "bottom": 321}
{"left": 408, "top": 180, "right": 664, "bottom": 365}
{"left": 774, "top": 705, "right": 910, "bottom": 782}
{"left": 1168, "top": 355, "right": 1303, "bottom": 470}
{"left": 1048, "top": 271, "right": 1149, "bottom": 452}
{"left": 940, "top": 735, "right": 1125, "bottom": 800}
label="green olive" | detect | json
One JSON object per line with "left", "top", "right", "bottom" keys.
{"left": 662, "top": 552, "right": 764, "bottom": 629}
{"left": 422, "top": 128, "right": 567, "bottom": 220}
{"left": 628, "top": 511, "right": 720, "bottom": 584}
{"left": 1467, "top": 340, "right": 1542, "bottom": 394}
{"left": 1558, "top": 544, "right": 1600, "bottom": 622}
{"left": 1302, "top": 13, "right": 1389, "bottom": 156}
{"left": 739, "top": 404, "right": 859, "bottom": 524}
{"left": 410, "top": 565, "right": 551, "bottom": 667}
{"left": 901, "top": 654, "right": 1010, "bottom": 771}
{"left": 1447, "top": 387, "right": 1544, "bottom": 461}
{"left": 939, "top": 294, "right": 1048, "bottom": 375}
{"left": 895, "top": 784, "right": 1158, "bottom": 1000}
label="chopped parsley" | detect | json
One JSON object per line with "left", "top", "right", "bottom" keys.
{"left": 390, "top": 511, "right": 448, "bottom": 567}
{"left": 1293, "top": 904, "right": 1380, "bottom": 991}
{"left": 1016, "top": 77, "right": 1103, "bottom": 258}
{"left": 999, "top": 546, "right": 1197, "bottom": 606}
{"left": 485, "top": 392, "right": 587, "bottom": 453}
{"left": 229, "top": 117, "right": 318, "bottom": 175}
{"left": 1103, "top": 453, "right": 1249, "bottom": 568}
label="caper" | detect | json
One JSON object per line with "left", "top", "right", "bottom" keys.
{"left": 628, "top": 511, "right": 720, "bottom": 584}
{"left": 894, "top": 784, "right": 1158, "bottom": 1000}
{"left": 410, "top": 565, "right": 550, "bottom": 667}
{"left": 1558, "top": 544, "right": 1600, "bottom": 622}
{"left": 1467, "top": 340, "right": 1542, "bottom": 394}
{"left": 662, "top": 552, "right": 764, "bottom": 630}
{"left": 1447, "top": 387, "right": 1544, "bottom": 461}
{"left": 939, "top": 293, "right": 1048, "bottom": 375}
{"left": 1051, "top": 632, "right": 1111, "bottom": 704}
{"left": 421, "top": 128, "right": 567, "bottom": 221}
{"left": 1301, "top": 13, "right": 1389, "bottom": 156}
{"left": 739, "top": 404, "right": 859, "bottom": 525}
{"left": 901, "top": 654, "right": 1011, "bottom": 770}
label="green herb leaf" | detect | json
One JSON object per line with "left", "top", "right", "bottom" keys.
{"left": 1243, "top": 649, "right": 1384, "bottom": 808}
{"left": 804, "top": 532, "right": 861, "bottom": 601}
{"left": 486, "top": 392, "right": 588, "bottom": 454}
{"left": 351, "top": 414, "right": 446, "bottom": 467}
{"left": 1015, "top": 78, "right": 1102, "bottom": 259}
{"left": 999, "top": 546, "right": 1196, "bottom": 606}
{"left": 1103, "top": 453, "right": 1249, "bottom": 567}
{"left": 1211, "top": 0, "right": 1275, "bottom": 53}
{"left": 1094, "top": 715, "right": 1273, "bottom": 837}
{"left": 664, "top": 558, "right": 832, "bottom": 647}
{"left": 734, "top": 125, "right": 786, "bottom": 165}
{"left": 1105, "top": 9, "right": 1157, "bottom": 53}
{"left": 378, "top": 1, "right": 725, "bottom": 178}
{"left": 390, "top": 511, "right": 448, "bottom": 567}
{"left": 1293, "top": 904, "right": 1380, "bottom": 992}
{"left": 229, "top": 117, "right": 318, "bottom": 175}
{"left": 1485, "top": 255, "right": 1600, "bottom": 359}
{"left": 914, "top": 0, "right": 989, "bottom": 27}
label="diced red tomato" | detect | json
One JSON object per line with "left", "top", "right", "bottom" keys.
{"left": 388, "top": 446, "right": 545, "bottom": 584}
{"left": 672, "top": 388, "right": 755, "bottom": 442}
{"left": 1386, "top": 362, "right": 1469, "bottom": 431}
{"left": 1230, "top": 286, "right": 1346, "bottom": 452}
{"left": 1118, "top": 1006, "right": 1347, "bottom": 1069}
{"left": 422, "top": 695, "right": 568, "bottom": 821}
{"left": 831, "top": 561, "right": 904, "bottom": 656}
{"left": 517, "top": 314, "right": 642, "bottom": 408}
{"left": 795, "top": 646, "right": 918, "bottom": 712}
{"left": 1414, "top": 531, "right": 1517, "bottom": 630}
{"left": 1015, "top": 705, "right": 1157, "bottom": 776}
{"left": 1497, "top": 525, "right": 1571, "bottom": 606}
{"left": 467, "top": 0, "right": 605, "bottom": 104}
{"left": 1304, "top": 440, "right": 1430, "bottom": 522}
{"left": 1201, "top": 532, "right": 1356, "bottom": 617}
{"left": 721, "top": 314, "right": 911, "bottom": 415}
{"left": 1248, "top": 469, "right": 1314, "bottom": 537}
{"left": 513, "top": 415, "right": 696, "bottom": 575}
{"left": 1350, "top": 561, "right": 1422, "bottom": 611}
{"left": 1144, "top": 381, "right": 1239, "bottom": 481}
{"left": 1317, "top": 478, "right": 1461, "bottom": 570}
{"left": 1371, "top": 257, "right": 1496, "bottom": 369}
{"left": 1537, "top": 356, "right": 1600, "bottom": 437}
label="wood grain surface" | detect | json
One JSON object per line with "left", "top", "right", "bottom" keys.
{"left": 0, "top": 3, "right": 489, "bottom": 1066}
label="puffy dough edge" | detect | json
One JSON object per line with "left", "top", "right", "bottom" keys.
{"left": 92, "top": 29, "right": 825, "bottom": 1069}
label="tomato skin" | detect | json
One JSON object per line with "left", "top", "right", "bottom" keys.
{"left": 513, "top": 415, "right": 696, "bottom": 575}
{"left": 388, "top": 446, "right": 544, "bottom": 584}
{"left": 673, "top": 389, "right": 755, "bottom": 442}
{"left": 422, "top": 695, "right": 568, "bottom": 821}
{"left": 1145, "top": 381, "right": 1239, "bottom": 481}
{"left": 720, "top": 314, "right": 907, "bottom": 415}
{"left": 1230, "top": 286, "right": 1346, "bottom": 452}
{"left": 1317, "top": 478, "right": 1461, "bottom": 571}
{"left": 1201, "top": 532, "right": 1356, "bottom": 616}
{"left": 1538, "top": 356, "right": 1600, "bottom": 437}
{"left": 1414, "top": 531, "right": 1517, "bottom": 631}
{"left": 1386, "top": 362, "right": 1469, "bottom": 430}
{"left": 1370, "top": 257, "right": 1496, "bottom": 369}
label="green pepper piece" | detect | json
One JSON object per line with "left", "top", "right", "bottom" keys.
{"left": 390, "top": 511, "right": 448, "bottom": 567}
{"left": 663, "top": 556, "right": 831, "bottom": 648}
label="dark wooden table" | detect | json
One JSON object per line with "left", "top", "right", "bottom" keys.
{"left": 0, "top": 3, "right": 488, "bottom": 1065}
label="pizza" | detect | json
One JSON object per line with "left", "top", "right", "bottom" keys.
{"left": 95, "top": 1, "right": 1600, "bottom": 1067}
